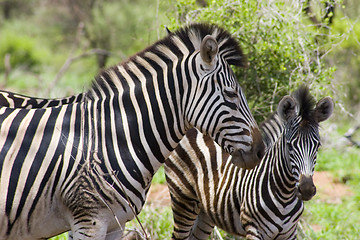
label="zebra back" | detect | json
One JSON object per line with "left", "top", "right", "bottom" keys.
{"left": 0, "top": 90, "right": 84, "bottom": 109}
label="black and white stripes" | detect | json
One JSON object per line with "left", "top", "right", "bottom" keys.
{"left": 0, "top": 23, "right": 264, "bottom": 240}
{"left": 165, "top": 86, "right": 333, "bottom": 240}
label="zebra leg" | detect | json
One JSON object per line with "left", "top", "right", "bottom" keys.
{"left": 170, "top": 195, "right": 201, "bottom": 240}
{"left": 105, "top": 229, "right": 125, "bottom": 240}
{"left": 68, "top": 231, "right": 73, "bottom": 240}
{"left": 189, "top": 211, "right": 215, "bottom": 240}
{"left": 68, "top": 226, "right": 124, "bottom": 240}
{"left": 240, "top": 211, "right": 262, "bottom": 240}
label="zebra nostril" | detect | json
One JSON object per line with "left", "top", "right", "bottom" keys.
{"left": 256, "top": 142, "right": 265, "bottom": 160}
{"left": 257, "top": 149, "right": 262, "bottom": 160}
{"left": 312, "top": 186, "right": 317, "bottom": 195}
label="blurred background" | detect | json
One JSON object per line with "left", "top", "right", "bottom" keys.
{"left": 0, "top": 0, "right": 359, "bottom": 239}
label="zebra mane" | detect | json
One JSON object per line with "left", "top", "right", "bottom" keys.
{"left": 167, "top": 23, "right": 247, "bottom": 67}
{"left": 88, "top": 23, "right": 247, "bottom": 99}
{"left": 292, "top": 85, "right": 317, "bottom": 124}
{"left": 259, "top": 85, "right": 317, "bottom": 147}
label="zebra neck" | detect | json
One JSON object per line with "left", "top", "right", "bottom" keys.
{"left": 82, "top": 64, "right": 194, "bottom": 189}
{"left": 270, "top": 138, "right": 297, "bottom": 197}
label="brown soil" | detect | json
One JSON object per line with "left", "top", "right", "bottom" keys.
{"left": 146, "top": 183, "right": 171, "bottom": 207}
{"left": 313, "top": 171, "right": 353, "bottom": 204}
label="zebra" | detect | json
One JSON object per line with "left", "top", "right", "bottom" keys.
{"left": 165, "top": 86, "right": 334, "bottom": 240}
{"left": 0, "top": 23, "right": 265, "bottom": 240}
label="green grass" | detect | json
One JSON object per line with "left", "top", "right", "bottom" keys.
{"left": 49, "top": 232, "right": 68, "bottom": 240}
{"left": 125, "top": 205, "right": 173, "bottom": 239}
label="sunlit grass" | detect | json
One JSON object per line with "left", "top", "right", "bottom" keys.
{"left": 49, "top": 232, "right": 68, "bottom": 240}
{"left": 125, "top": 205, "right": 173, "bottom": 240}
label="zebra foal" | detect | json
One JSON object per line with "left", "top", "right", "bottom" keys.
{"left": 165, "top": 86, "right": 334, "bottom": 240}
{"left": 0, "top": 23, "right": 265, "bottom": 240}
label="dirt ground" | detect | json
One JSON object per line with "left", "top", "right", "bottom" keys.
{"left": 313, "top": 171, "right": 353, "bottom": 204}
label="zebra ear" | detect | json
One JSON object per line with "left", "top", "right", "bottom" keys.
{"left": 200, "top": 35, "right": 219, "bottom": 66}
{"left": 277, "top": 96, "right": 298, "bottom": 121}
{"left": 314, "top": 96, "right": 334, "bottom": 123}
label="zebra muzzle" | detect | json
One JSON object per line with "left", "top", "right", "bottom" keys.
{"left": 295, "top": 175, "right": 317, "bottom": 201}
{"left": 231, "top": 146, "right": 263, "bottom": 170}
{"left": 230, "top": 129, "right": 265, "bottom": 170}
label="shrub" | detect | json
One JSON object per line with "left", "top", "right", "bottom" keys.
{"left": 167, "top": 0, "right": 339, "bottom": 121}
{"left": 0, "top": 32, "right": 42, "bottom": 71}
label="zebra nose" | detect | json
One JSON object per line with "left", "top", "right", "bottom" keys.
{"left": 231, "top": 127, "right": 265, "bottom": 169}
{"left": 297, "top": 175, "right": 316, "bottom": 201}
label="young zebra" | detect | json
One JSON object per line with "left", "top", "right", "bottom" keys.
{"left": 165, "top": 86, "right": 334, "bottom": 240}
{"left": 0, "top": 24, "right": 266, "bottom": 240}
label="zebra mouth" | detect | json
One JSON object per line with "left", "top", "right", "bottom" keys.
{"left": 230, "top": 149, "right": 261, "bottom": 170}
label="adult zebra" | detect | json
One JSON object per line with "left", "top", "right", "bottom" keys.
{"left": 165, "top": 86, "right": 334, "bottom": 240}
{"left": 0, "top": 23, "right": 265, "bottom": 240}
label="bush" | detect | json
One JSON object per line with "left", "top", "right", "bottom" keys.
{"left": 167, "top": 0, "right": 339, "bottom": 121}
{"left": 328, "top": 15, "right": 360, "bottom": 110}
{"left": 0, "top": 31, "right": 42, "bottom": 71}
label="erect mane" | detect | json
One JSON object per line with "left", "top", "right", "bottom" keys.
{"left": 291, "top": 85, "right": 317, "bottom": 124}
{"left": 259, "top": 85, "right": 318, "bottom": 146}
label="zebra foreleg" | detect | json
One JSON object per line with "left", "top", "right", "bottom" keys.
{"left": 67, "top": 228, "right": 124, "bottom": 240}
{"left": 240, "top": 211, "right": 263, "bottom": 240}
{"left": 70, "top": 221, "right": 108, "bottom": 240}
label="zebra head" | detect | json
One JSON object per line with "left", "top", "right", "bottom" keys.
{"left": 180, "top": 24, "right": 264, "bottom": 170}
{"left": 277, "top": 86, "right": 334, "bottom": 201}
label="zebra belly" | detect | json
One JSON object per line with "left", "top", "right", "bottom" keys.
{"left": 0, "top": 196, "right": 69, "bottom": 239}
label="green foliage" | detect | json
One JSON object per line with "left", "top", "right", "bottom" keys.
{"left": 327, "top": 13, "right": 360, "bottom": 108}
{"left": 302, "top": 194, "right": 360, "bottom": 239}
{"left": 86, "top": 0, "right": 163, "bottom": 57}
{"left": 0, "top": 31, "right": 43, "bottom": 71}
{"left": 168, "top": 0, "right": 338, "bottom": 121}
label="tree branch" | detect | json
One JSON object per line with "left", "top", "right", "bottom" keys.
{"left": 47, "top": 48, "right": 114, "bottom": 94}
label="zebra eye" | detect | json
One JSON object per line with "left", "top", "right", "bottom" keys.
{"left": 224, "top": 90, "right": 238, "bottom": 99}
{"left": 287, "top": 141, "right": 294, "bottom": 152}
